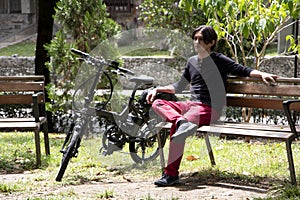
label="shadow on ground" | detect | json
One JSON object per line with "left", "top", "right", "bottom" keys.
{"left": 171, "top": 168, "right": 289, "bottom": 194}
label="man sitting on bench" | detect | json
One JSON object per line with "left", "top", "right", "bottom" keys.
{"left": 146, "top": 25, "right": 278, "bottom": 187}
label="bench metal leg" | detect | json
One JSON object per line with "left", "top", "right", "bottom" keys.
{"left": 204, "top": 133, "right": 216, "bottom": 166}
{"left": 43, "top": 122, "right": 50, "bottom": 155}
{"left": 34, "top": 127, "right": 41, "bottom": 166}
{"left": 156, "top": 130, "right": 165, "bottom": 172}
{"left": 286, "top": 140, "right": 297, "bottom": 185}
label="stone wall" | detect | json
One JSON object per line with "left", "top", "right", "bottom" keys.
{"left": 0, "top": 56, "right": 35, "bottom": 76}
{"left": 260, "top": 55, "right": 299, "bottom": 77}
{"left": 0, "top": 55, "right": 299, "bottom": 84}
{"left": 121, "top": 56, "right": 186, "bottom": 87}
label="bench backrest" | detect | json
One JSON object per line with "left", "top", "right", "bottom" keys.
{"left": 0, "top": 76, "right": 45, "bottom": 105}
{"left": 226, "top": 76, "right": 300, "bottom": 111}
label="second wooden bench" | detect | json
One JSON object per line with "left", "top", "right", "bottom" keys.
{"left": 0, "top": 76, "right": 50, "bottom": 166}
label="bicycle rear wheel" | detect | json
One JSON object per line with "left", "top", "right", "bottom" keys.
{"left": 55, "top": 128, "right": 81, "bottom": 181}
{"left": 129, "top": 129, "right": 168, "bottom": 164}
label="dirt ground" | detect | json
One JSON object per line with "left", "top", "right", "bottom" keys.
{"left": 0, "top": 171, "right": 270, "bottom": 200}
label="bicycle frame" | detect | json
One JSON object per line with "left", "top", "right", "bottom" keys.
{"left": 95, "top": 76, "right": 154, "bottom": 141}
{"left": 56, "top": 48, "right": 166, "bottom": 182}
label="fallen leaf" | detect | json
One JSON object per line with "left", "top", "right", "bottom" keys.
{"left": 186, "top": 155, "right": 198, "bottom": 161}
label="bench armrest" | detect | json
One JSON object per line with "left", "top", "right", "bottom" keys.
{"left": 283, "top": 100, "right": 300, "bottom": 136}
{"left": 32, "top": 92, "right": 45, "bottom": 122}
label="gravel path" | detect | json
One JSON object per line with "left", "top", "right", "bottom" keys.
{"left": 0, "top": 172, "right": 269, "bottom": 199}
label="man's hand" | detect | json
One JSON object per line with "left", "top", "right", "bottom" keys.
{"left": 260, "top": 73, "right": 278, "bottom": 85}
{"left": 250, "top": 70, "right": 278, "bottom": 85}
{"left": 146, "top": 85, "right": 176, "bottom": 104}
{"left": 146, "top": 88, "right": 157, "bottom": 104}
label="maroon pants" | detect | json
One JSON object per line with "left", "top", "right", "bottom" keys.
{"left": 152, "top": 99, "right": 220, "bottom": 176}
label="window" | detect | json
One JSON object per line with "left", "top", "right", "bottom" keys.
{"left": 10, "top": 0, "right": 21, "bottom": 13}
{"left": 0, "top": 0, "right": 7, "bottom": 13}
{"left": 0, "top": 0, "right": 21, "bottom": 13}
{"left": 104, "top": 0, "right": 132, "bottom": 14}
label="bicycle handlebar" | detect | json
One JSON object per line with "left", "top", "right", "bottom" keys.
{"left": 71, "top": 48, "right": 90, "bottom": 58}
{"left": 71, "top": 48, "right": 134, "bottom": 75}
{"left": 108, "top": 60, "right": 135, "bottom": 75}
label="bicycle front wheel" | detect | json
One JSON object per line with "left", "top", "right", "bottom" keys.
{"left": 55, "top": 129, "right": 81, "bottom": 182}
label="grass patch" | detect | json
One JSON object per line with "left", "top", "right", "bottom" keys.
{"left": 96, "top": 189, "right": 114, "bottom": 199}
{"left": 182, "top": 136, "right": 294, "bottom": 179}
{"left": 122, "top": 47, "right": 170, "bottom": 57}
{"left": 264, "top": 43, "right": 278, "bottom": 56}
{"left": 0, "top": 41, "right": 36, "bottom": 57}
{"left": 0, "top": 182, "right": 21, "bottom": 193}
{"left": 0, "top": 132, "right": 40, "bottom": 173}
{"left": 0, "top": 132, "right": 300, "bottom": 199}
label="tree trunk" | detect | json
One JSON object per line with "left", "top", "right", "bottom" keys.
{"left": 35, "top": 0, "right": 58, "bottom": 132}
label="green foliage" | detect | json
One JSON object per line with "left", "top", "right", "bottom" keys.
{"left": 54, "top": 0, "right": 120, "bottom": 50}
{"left": 287, "top": 34, "right": 300, "bottom": 54}
{"left": 139, "top": 0, "right": 207, "bottom": 36}
{"left": 45, "top": 0, "right": 121, "bottom": 113}
{"left": 45, "top": 31, "right": 78, "bottom": 111}
{"left": 179, "top": 0, "right": 299, "bottom": 68}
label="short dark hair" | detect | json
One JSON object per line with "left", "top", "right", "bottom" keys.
{"left": 191, "top": 25, "right": 218, "bottom": 51}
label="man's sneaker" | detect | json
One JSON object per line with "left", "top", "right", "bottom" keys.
{"left": 154, "top": 173, "right": 179, "bottom": 186}
{"left": 171, "top": 121, "right": 198, "bottom": 143}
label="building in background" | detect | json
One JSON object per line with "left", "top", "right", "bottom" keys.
{"left": 104, "top": 0, "right": 142, "bottom": 29}
{"left": 0, "top": 0, "right": 36, "bottom": 43}
{"left": 0, "top": 0, "right": 297, "bottom": 54}
{"left": 0, "top": 0, "right": 142, "bottom": 45}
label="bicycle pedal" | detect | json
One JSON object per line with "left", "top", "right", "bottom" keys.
{"left": 101, "top": 150, "right": 110, "bottom": 156}
{"left": 72, "top": 151, "right": 79, "bottom": 158}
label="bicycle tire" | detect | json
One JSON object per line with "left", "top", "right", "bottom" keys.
{"left": 129, "top": 129, "right": 168, "bottom": 164}
{"left": 55, "top": 130, "right": 81, "bottom": 181}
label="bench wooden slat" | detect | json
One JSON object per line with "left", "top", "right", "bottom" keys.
{"left": 156, "top": 121, "right": 295, "bottom": 135}
{"left": 0, "top": 81, "right": 44, "bottom": 92}
{"left": 227, "top": 97, "right": 284, "bottom": 110}
{"left": 0, "top": 94, "right": 34, "bottom": 104}
{"left": 0, "top": 122, "right": 39, "bottom": 129}
{"left": 199, "top": 125, "right": 293, "bottom": 140}
{"left": 212, "top": 122, "right": 291, "bottom": 132}
{"left": 0, "top": 94, "right": 44, "bottom": 104}
{"left": 229, "top": 76, "right": 300, "bottom": 84}
{"left": 0, "top": 76, "right": 45, "bottom": 81}
{"left": 0, "top": 117, "right": 46, "bottom": 123}
{"left": 227, "top": 83, "right": 300, "bottom": 96}
{"left": 227, "top": 97, "right": 300, "bottom": 111}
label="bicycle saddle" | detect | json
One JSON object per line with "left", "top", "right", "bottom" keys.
{"left": 130, "top": 75, "right": 154, "bottom": 85}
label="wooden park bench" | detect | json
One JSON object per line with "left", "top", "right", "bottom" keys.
{"left": 0, "top": 76, "right": 49, "bottom": 166}
{"left": 156, "top": 76, "right": 300, "bottom": 185}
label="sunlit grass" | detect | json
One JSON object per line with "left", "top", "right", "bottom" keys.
{"left": 182, "top": 136, "right": 295, "bottom": 180}
{"left": 0, "top": 182, "right": 21, "bottom": 193}
{"left": 1, "top": 131, "right": 300, "bottom": 199}
{"left": 0, "top": 41, "right": 36, "bottom": 57}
